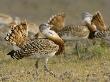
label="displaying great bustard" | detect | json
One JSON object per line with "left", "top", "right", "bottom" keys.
{"left": 47, "top": 12, "right": 89, "bottom": 39}
{"left": 47, "top": 11, "right": 108, "bottom": 40}
{"left": 82, "top": 11, "right": 108, "bottom": 39}
{"left": 47, "top": 11, "right": 108, "bottom": 57}
{"left": 6, "top": 23, "right": 64, "bottom": 77}
{"left": 46, "top": 12, "right": 90, "bottom": 58}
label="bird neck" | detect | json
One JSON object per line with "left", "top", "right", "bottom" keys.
{"left": 48, "top": 36, "right": 64, "bottom": 55}
{"left": 86, "top": 22, "right": 97, "bottom": 32}
{"left": 84, "top": 16, "right": 92, "bottom": 24}
{"left": 42, "top": 29, "right": 64, "bottom": 55}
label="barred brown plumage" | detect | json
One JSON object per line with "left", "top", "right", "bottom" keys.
{"left": 91, "top": 11, "right": 107, "bottom": 31}
{"left": 7, "top": 23, "right": 64, "bottom": 77}
{"left": 7, "top": 38, "right": 59, "bottom": 59}
{"left": 47, "top": 13, "right": 92, "bottom": 40}
{"left": 88, "top": 31, "right": 108, "bottom": 39}
{"left": 5, "top": 20, "right": 28, "bottom": 48}
{"left": 48, "top": 12, "right": 65, "bottom": 32}
{"left": 82, "top": 11, "right": 108, "bottom": 39}
{"left": 58, "top": 24, "right": 90, "bottom": 40}
{"left": 94, "top": 31, "right": 107, "bottom": 38}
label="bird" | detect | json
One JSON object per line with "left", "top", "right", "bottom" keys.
{"left": 32, "top": 12, "right": 65, "bottom": 39}
{"left": 57, "top": 24, "right": 90, "bottom": 57}
{"left": 6, "top": 23, "right": 64, "bottom": 77}
{"left": 47, "top": 11, "right": 108, "bottom": 57}
{"left": 47, "top": 11, "right": 109, "bottom": 59}
{"left": 56, "top": 11, "right": 107, "bottom": 40}
{"left": 82, "top": 11, "right": 108, "bottom": 39}
{"left": 47, "top": 12, "right": 90, "bottom": 40}
{"left": 47, "top": 12, "right": 91, "bottom": 57}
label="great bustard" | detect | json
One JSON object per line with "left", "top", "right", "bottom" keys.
{"left": 47, "top": 11, "right": 107, "bottom": 40}
{"left": 46, "top": 12, "right": 91, "bottom": 57}
{"left": 82, "top": 11, "right": 108, "bottom": 39}
{"left": 47, "top": 12, "right": 90, "bottom": 40}
{"left": 6, "top": 23, "right": 64, "bottom": 76}
{"left": 47, "top": 11, "right": 108, "bottom": 57}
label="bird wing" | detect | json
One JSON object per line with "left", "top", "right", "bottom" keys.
{"left": 7, "top": 38, "right": 59, "bottom": 59}
{"left": 58, "top": 25, "right": 90, "bottom": 39}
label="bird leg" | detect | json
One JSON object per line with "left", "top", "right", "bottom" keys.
{"left": 44, "top": 58, "right": 56, "bottom": 77}
{"left": 75, "top": 40, "right": 81, "bottom": 58}
{"left": 35, "top": 59, "right": 39, "bottom": 76}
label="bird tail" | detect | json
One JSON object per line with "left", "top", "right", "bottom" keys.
{"left": 7, "top": 50, "right": 23, "bottom": 60}
{"left": 94, "top": 31, "right": 107, "bottom": 38}
{"left": 88, "top": 31, "right": 107, "bottom": 39}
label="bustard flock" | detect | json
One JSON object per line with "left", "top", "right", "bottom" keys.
{"left": 1, "top": 11, "right": 109, "bottom": 77}
{"left": 47, "top": 11, "right": 108, "bottom": 56}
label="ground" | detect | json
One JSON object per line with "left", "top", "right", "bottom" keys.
{"left": 0, "top": 40, "right": 110, "bottom": 82}
{"left": 0, "top": 0, "right": 110, "bottom": 81}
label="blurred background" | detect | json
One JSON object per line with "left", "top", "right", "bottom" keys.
{"left": 0, "top": 0, "right": 110, "bottom": 25}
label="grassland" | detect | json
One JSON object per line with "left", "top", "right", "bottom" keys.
{"left": 0, "top": 39, "right": 110, "bottom": 82}
{"left": 0, "top": 0, "right": 110, "bottom": 82}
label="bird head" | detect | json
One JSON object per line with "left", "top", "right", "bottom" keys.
{"left": 82, "top": 12, "right": 93, "bottom": 25}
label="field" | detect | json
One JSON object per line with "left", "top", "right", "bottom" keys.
{"left": 0, "top": 0, "right": 110, "bottom": 82}
{"left": 0, "top": 39, "right": 110, "bottom": 82}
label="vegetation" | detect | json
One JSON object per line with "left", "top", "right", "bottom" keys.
{"left": 0, "top": 0, "right": 110, "bottom": 82}
{"left": 0, "top": 39, "right": 110, "bottom": 82}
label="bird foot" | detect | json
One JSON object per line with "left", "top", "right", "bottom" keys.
{"left": 36, "top": 70, "right": 39, "bottom": 77}
{"left": 44, "top": 66, "right": 57, "bottom": 78}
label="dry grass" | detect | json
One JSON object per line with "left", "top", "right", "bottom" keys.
{"left": 0, "top": 40, "right": 110, "bottom": 82}
{"left": 0, "top": 0, "right": 110, "bottom": 81}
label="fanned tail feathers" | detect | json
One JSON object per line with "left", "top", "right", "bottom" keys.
{"left": 91, "top": 11, "right": 107, "bottom": 31}
{"left": 48, "top": 12, "right": 65, "bottom": 32}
